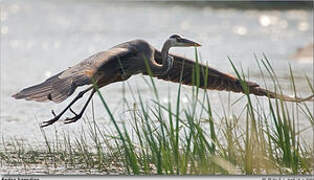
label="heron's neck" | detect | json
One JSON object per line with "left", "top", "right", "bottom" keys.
{"left": 147, "top": 39, "right": 173, "bottom": 75}
{"left": 161, "top": 40, "right": 172, "bottom": 64}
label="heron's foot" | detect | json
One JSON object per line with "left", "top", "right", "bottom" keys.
{"left": 69, "top": 108, "right": 78, "bottom": 116}
{"left": 40, "top": 115, "right": 61, "bottom": 128}
{"left": 64, "top": 108, "right": 82, "bottom": 124}
{"left": 64, "top": 114, "right": 82, "bottom": 124}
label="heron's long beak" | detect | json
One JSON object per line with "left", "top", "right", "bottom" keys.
{"left": 179, "top": 38, "right": 201, "bottom": 47}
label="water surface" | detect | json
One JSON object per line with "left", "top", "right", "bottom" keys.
{"left": 1, "top": 1, "right": 313, "bottom": 146}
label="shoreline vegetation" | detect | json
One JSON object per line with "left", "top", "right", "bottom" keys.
{"left": 1, "top": 53, "right": 313, "bottom": 175}
{"left": 134, "top": 1, "right": 314, "bottom": 10}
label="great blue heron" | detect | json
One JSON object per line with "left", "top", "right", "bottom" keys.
{"left": 12, "top": 34, "right": 313, "bottom": 128}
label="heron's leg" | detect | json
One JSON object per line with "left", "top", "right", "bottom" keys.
{"left": 40, "top": 86, "right": 93, "bottom": 128}
{"left": 64, "top": 89, "right": 96, "bottom": 124}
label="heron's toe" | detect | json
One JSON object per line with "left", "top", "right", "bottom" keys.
{"left": 64, "top": 115, "right": 82, "bottom": 124}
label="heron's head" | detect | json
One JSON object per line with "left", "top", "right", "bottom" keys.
{"left": 169, "top": 34, "right": 201, "bottom": 47}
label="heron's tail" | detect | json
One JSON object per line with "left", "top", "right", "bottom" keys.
{"left": 12, "top": 71, "right": 76, "bottom": 103}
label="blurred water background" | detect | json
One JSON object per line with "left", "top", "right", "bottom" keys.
{"left": 0, "top": 0, "right": 313, "bottom": 146}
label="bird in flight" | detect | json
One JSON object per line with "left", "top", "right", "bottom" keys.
{"left": 12, "top": 34, "right": 313, "bottom": 128}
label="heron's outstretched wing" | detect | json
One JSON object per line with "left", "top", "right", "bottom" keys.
{"left": 12, "top": 47, "right": 132, "bottom": 103}
{"left": 153, "top": 51, "right": 313, "bottom": 102}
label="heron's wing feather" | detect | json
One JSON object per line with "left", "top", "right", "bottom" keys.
{"left": 154, "top": 51, "right": 313, "bottom": 102}
{"left": 155, "top": 52, "right": 256, "bottom": 92}
{"left": 12, "top": 47, "right": 133, "bottom": 103}
{"left": 60, "top": 47, "right": 131, "bottom": 80}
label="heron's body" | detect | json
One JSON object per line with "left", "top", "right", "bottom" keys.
{"left": 12, "top": 35, "right": 313, "bottom": 127}
{"left": 14, "top": 39, "right": 155, "bottom": 103}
